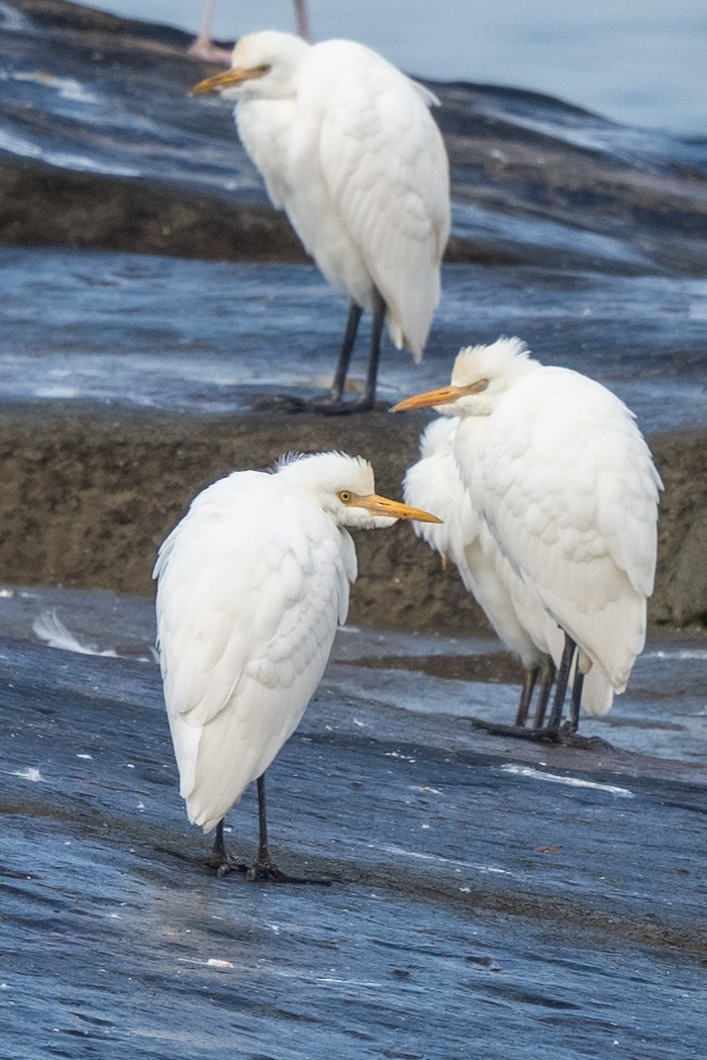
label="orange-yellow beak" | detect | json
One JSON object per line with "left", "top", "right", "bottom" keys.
{"left": 191, "top": 67, "right": 251, "bottom": 96}
{"left": 354, "top": 493, "right": 442, "bottom": 524}
{"left": 390, "top": 385, "right": 467, "bottom": 413}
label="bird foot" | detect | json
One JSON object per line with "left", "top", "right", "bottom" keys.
{"left": 470, "top": 717, "right": 612, "bottom": 751}
{"left": 554, "top": 728, "right": 613, "bottom": 751}
{"left": 208, "top": 850, "right": 332, "bottom": 885}
{"left": 470, "top": 718, "right": 561, "bottom": 742}
{"left": 207, "top": 852, "right": 250, "bottom": 879}
{"left": 245, "top": 857, "right": 333, "bottom": 886}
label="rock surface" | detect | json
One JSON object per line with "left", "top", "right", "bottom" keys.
{"left": 0, "top": 0, "right": 704, "bottom": 630}
{"left": 0, "top": 587, "right": 705, "bottom": 1059}
{"left": 0, "top": 406, "right": 704, "bottom": 631}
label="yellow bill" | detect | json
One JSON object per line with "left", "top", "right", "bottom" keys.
{"left": 390, "top": 385, "right": 468, "bottom": 413}
{"left": 191, "top": 67, "right": 252, "bottom": 96}
{"left": 353, "top": 493, "right": 442, "bottom": 524}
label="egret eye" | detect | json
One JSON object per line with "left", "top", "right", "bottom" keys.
{"left": 338, "top": 490, "right": 352, "bottom": 503}
{"left": 254, "top": 63, "right": 271, "bottom": 75}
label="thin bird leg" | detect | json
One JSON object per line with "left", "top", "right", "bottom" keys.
{"left": 311, "top": 300, "right": 362, "bottom": 411}
{"left": 471, "top": 655, "right": 565, "bottom": 741}
{"left": 188, "top": 0, "right": 232, "bottom": 63}
{"left": 559, "top": 669, "right": 612, "bottom": 749}
{"left": 360, "top": 286, "right": 387, "bottom": 411}
{"left": 212, "top": 818, "right": 227, "bottom": 861}
{"left": 532, "top": 657, "right": 556, "bottom": 728}
{"left": 293, "top": 0, "right": 311, "bottom": 41}
{"left": 566, "top": 671, "right": 584, "bottom": 734}
{"left": 515, "top": 666, "right": 539, "bottom": 726}
{"left": 245, "top": 774, "right": 332, "bottom": 885}
{"left": 547, "top": 633, "right": 577, "bottom": 732}
{"left": 471, "top": 666, "right": 546, "bottom": 738}
{"left": 332, "top": 299, "right": 363, "bottom": 400}
{"left": 314, "top": 289, "right": 386, "bottom": 414}
{"left": 248, "top": 773, "right": 280, "bottom": 879}
{"left": 208, "top": 818, "right": 249, "bottom": 878}
{"left": 471, "top": 653, "right": 558, "bottom": 738}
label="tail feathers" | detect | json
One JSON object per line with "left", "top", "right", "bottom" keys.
{"left": 580, "top": 664, "right": 615, "bottom": 717}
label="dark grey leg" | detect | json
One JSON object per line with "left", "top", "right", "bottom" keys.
{"left": 515, "top": 666, "right": 539, "bottom": 726}
{"left": 212, "top": 819, "right": 226, "bottom": 862}
{"left": 567, "top": 671, "right": 584, "bottom": 734}
{"left": 312, "top": 289, "right": 387, "bottom": 414}
{"left": 360, "top": 287, "right": 387, "bottom": 411}
{"left": 244, "top": 774, "right": 332, "bottom": 885}
{"left": 309, "top": 300, "right": 362, "bottom": 413}
{"left": 208, "top": 818, "right": 248, "bottom": 878}
{"left": 547, "top": 633, "right": 577, "bottom": 732}
{"left": 329, "top": 300, "right": 362, "bottom": 403}
{"left": 532, "top": 657, "right": 556, "bottom": 728}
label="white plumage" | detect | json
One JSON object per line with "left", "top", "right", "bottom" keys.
{"left": 404, "top": 417, "right": 540, "bottom": 670}
{"left": 394, "top": 337, "right": 662, "bottom": 731}
{"left": 403, "top": 415, "right": 614, "bottom": 725}
{"left": 154, "top": 451, "right": 439, "bottom": 873}
{"left": 192, "top": 31, "right": 450, "bottom": 410}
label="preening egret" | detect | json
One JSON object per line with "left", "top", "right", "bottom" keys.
{"left": 394, "top": 337, "right": 662, "bottom": 736}
{"left": 154, "top": 451, "right": 440, "bottom": 880}
{"left": 403, "top": 415, "right": 613, "bottom": 734}
{"left": 192, "top": 31, "right": 450, "bottom": 413}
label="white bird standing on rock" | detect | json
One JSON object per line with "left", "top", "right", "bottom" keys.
{"left": 394, "top": 337, "right": 662, "bottom": 736}
{"left": 403, "top": 415, "right": 614, "bottom": 734}
{"left": 403, "top": 417, "right": 554, "bottom": 726}
{"left": 192, "top": 30, "right": 450, "bottom": 413}
{"left": 154, "top": 451, "right": 440, "bottom": 880}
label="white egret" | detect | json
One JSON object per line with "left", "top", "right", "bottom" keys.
{"left": 191, "top": 31, "right": 450, "bottom": 412}
{"left": 154, "top": 451, "right": 440, "bottom": 880}
{"left": 394, "top": 337, "right": 662, "bottom": 735}
{"left": 403, "top": 417, "right": 552, "bottom": 724}
{"left": 403, "top": 415, "right": 614, "bottom": 735}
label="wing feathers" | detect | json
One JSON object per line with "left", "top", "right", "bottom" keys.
{"left": 458, "top": 368, "right": 660, "bottom": 691}
{"left": 292, "top": 41, "right": 449, "bottom": 356}
{"left": 154, "top": 471, "right": 353, "bottom": 829}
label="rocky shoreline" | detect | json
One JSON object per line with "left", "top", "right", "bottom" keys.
{"left": 0, "top": 0, "right": 705, "bottom": 635}
{"left": 3, "top": 0, "right": 707, "bottom": 273}
{"left": 1, "top": 403, "right": 704, "bottom": 634}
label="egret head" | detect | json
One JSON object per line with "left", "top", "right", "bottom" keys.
{"left": 276, "top": 451, "right": 441, "bottom": 530}
{"left": 191, "top": 30, "right": 310, "bottom": 102}
{"left": 391, "top": 337, "right": 538, "bottom": 418}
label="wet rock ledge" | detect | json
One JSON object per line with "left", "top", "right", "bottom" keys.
{"left": 0, "top": 0, "right": 705, "bottom": 635}
{"left": 0, "top": 405, "right": 704, "bottom": 635}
